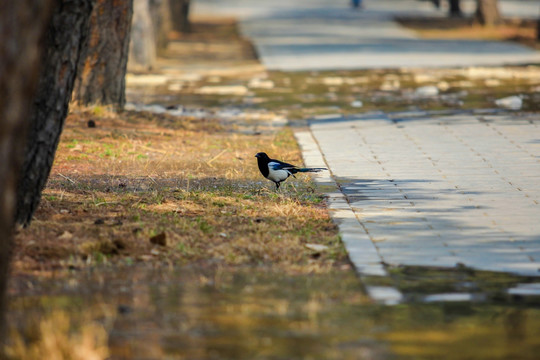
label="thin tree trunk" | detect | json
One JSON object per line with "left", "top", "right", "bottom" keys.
{"left": 72, "top": 0, "right": 134, "bottom": 108}
{"left": 170, "top": 0, "right": 191, "bottom": 33}
{"left": 128, "top": 0, "right": 157, "bottom": 71}
{"left": 449, "top": 0, "right": 462, "bottom": 17}
{"left": 537, "top": 10, "right": 540, "bottom": 42}
{"left": 15, "top": 0, "right": 95, "bottom": 227}
{"left": 150, "top": 0, "right": 172, "bottom": 54}
{"left": 475, "top": 0, "right": 502, "bottom": 26}
{"left": 0, "top": 0, "right": 53, "bottom": 342}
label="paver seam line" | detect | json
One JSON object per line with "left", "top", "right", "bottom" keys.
{"left": 379, "top": 118, "right": 520, "bottom": 248}
{"left": 441, "top": 119, "right": 539, "bottom": 206}
{"left": 294, "top": 126, "right": 404, "bottom": 304}
{"left": 347, "top": 115, "right": 537, "bottom": 270}
{"left": 376, "top": 115, "right": 539, "bottom": 270}
{"left": 350, "top": 121, "right": 444, "bottom": 242}
{"left": 392, "top": 118, "right": 528, "bottom": 234}
{"left": 484, "top": 122, "right": 536, "bottom": 160}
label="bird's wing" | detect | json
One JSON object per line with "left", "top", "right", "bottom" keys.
{"left": 268, "top": 160, "right": 297, "bottom": 171}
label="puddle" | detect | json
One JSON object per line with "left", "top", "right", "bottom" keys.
{"left": 6, "top": 265, "right": 540, "bottom": 359}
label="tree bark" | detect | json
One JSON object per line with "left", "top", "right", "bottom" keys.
{"left": 0, "top": 0, "right": 53, "bottom": 342}
{"left": 72, "top": 0, "right": 134, "bottom": 108}
{"left": 15, "top": 0, "right": 95, "bottom": 227}
{"left": 475, "top": 0, "right": 502, "bottom": 26}
{"left": 150, "top": 0, "right": 172, "bottom": 54}
{"left": 170, "top": 0, "right": 191, "bottom": 33}
{"left": 128, "top": 0, "right": 157, "bottom": 71}
{"left": 537, "top": 9, "right": 540, "bottom": 42}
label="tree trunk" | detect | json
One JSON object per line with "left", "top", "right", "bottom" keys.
{"left": 150, "top": 0, "right": 172, "bottom": 54}
{"left": 128, "top": 0, "right": 157, "bottom": 71}
{"left": 537, "top": 10, "right": 540, "bottom": 42}
{"left": 475, "top": 0, "right": 502, "bottom": 26}
{"left": 170, "top": 0, "right": 191, "bottom": 33}
{"left": 0, "top": 0, "right": 53, "bottom": 342}
{"left": 72, "top": 0, "right": 134, "bottom": 108}
{"left": 449, "top": 0, "right": 462, "bottom": 17}
{"left": 15, "top": 0, "right": 95, "bottom": 227}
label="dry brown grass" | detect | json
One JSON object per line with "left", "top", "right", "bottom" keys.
{"left": 12, "top": 109, "right": 345, "bottom": 275}
{"left": 5, "top": 308, "right": 113, "bottom": 360}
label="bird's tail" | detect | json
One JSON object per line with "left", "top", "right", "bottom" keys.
{"left": 295, "top": 167, "right": 327, "bottom": 173}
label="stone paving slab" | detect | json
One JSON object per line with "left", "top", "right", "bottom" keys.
{"left": 295, "top": 129, "right": 403, "bottom": 304}
{"left": 306, "top": 112, "right": 540, "bottom": 277}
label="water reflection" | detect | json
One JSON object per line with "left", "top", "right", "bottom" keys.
{"left": 7, "top": 266, "right": 540, "bottom": 359}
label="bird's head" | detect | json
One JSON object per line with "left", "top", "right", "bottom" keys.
{"left": 255, "top": 152, "right": 269, "bottom": 160}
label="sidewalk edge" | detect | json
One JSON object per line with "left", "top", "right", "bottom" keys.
{"left": 294, "top": 128, "right": 403, "bottom": 305}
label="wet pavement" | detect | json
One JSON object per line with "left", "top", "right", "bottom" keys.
{"left": 8, "top": 266, "right": 540, "bottom": 359}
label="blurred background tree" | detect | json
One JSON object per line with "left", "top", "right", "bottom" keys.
{"left": 72, "top": 0, "right": 134, "bottom": 108}
{"left": 449, "top": 0, "right": 462, "bottom": 17}
{"left": 537, "top": 7, "right": 540, "bottom": 41}
{"left": 128, "top": 0, "right": 182, "bottom": 71}
{"left": 170, "top": 0, "right": 192, "bottom": 33}
{"left": 129, "top": 0, "right": 157, "bottom": 71}
{"left": 429, "top": 0, "right": 501, "bottom": 24}
{"left": 475, "top": 0, "right": 502, "bottom": 26}
{"left": 151, "top": 0, "right": 173, "bottom": 54}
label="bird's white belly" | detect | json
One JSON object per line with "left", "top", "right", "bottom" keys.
{"left": 267, "top": 168, "right": 290, "bottom": 182}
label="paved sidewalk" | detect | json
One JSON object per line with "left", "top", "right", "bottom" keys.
{"left": 194, "top": 0, "right": 540, "bottom": 70}
{"left": 298, "top": 112, "right": 540, "bottom": 277}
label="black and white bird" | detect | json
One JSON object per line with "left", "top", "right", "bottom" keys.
{"left": 255, "top": 152, "right": 326, "bottom": 189}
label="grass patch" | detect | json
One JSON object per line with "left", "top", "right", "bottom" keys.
{"left": 13, "top": 110, "right": 344, "bottom": 274}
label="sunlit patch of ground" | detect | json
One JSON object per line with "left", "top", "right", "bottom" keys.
{"left": 12, "top": 110, "right": 345, "bottom": 275}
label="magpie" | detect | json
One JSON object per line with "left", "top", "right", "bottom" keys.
{"left": 255, "top": 152, "right": 326, "bottom": 189}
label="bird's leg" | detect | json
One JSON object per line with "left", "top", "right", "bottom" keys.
{"left": 275, "top": 182, "right": 280, "bottom": 190}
